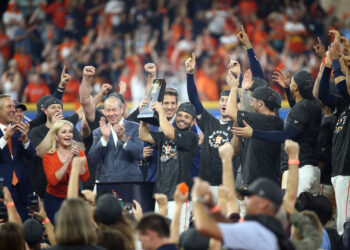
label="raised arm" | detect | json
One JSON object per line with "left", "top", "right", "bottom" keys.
{"left": 185, "top": 53, "right": 204, "bottom": 118}
{"left": 317, "top": 54, "right": 335, "bottom": 109}
{"left": 272, "top": 68, "right": 294, "bottom": 107}
{"left": 191, "top": 178, "right": 223, "bottom": 240}
{"left": 226, "top": 62, "right": 241, "bottom": 122}
{"left": 240, "top": 69, "right": 255, "bottom": 112}
{"left": 236, "top": 25, "right": 265, "bottom": 79}
{"left": 282, "top": 140, "right": 300, "bottom": 214}
{"left": 219, "top": 143, "right": 239, "bottom": 215}
{"left": 67, "top": 157, "right": 86, "bottom": 199}
{"left": 79, "top": 66, "right": 96, "bottom": 122}
{"left": 169, "top": 185, "right": 189, "bottom": 244}
{"left": 33, "top": 198, "right": 56, "bottom": 246}
{"left": 144, "top": 63, "right": 156, "bottom": 96}
{"left": 151, "top": 101, "right": 174, "bottom": 140}
{"left": 2, "top": 187, "right": 22, "bottom": 226}
{"left": 139, "top": 121, "right": 155, "bottom": 144}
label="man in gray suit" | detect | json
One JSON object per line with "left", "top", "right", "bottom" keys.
{"left": 88, "top": 94, "right": 143, "bottom": 182}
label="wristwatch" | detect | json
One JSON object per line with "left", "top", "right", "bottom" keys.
{"left": 121, "top": 138, "right": 127, "bottom": 144}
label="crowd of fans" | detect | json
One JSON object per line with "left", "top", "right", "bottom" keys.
{"left": 1, "top": 0, "right": 350, "bottom": 250}
{"left": 0, "top": 0, "right": 349, "bottom": 104}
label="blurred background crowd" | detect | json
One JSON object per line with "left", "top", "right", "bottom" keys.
{"left": 0, "top": 0, "right": 349, "bottom": 107}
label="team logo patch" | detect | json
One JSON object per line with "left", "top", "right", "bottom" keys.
{"left": 160, "top": 139, "right": 178, "bottom": 162}
{"left": 208, "top": 130, "right": 230, "bottom": 148}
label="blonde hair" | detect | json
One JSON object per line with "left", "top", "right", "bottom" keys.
{"left": 55, "top": 198, "right": 97, "bottom": 245}
{"left": 48, "top": 120, "right": 74, "bottom": 153}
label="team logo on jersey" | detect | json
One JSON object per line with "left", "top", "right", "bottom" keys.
{"left": 160, "top": 139, "right": 178, "bottom": 162}
{"left": 208, "top": 130, "right": 230, "bottom": 148}
{"left": 334, "top": 111, "right": 347, "bottom": 133}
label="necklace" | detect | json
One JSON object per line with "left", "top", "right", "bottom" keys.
{"left": 57, "top": 149, "right": 70, "bottom": 163}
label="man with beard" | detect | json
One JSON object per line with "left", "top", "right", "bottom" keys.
{"left": 139, "top": 102, "right": 198, "bottom": 229}
{"left": 233, "top": 69, "right": 322, "bottom": 195}
{"left": 185, "top": 53, "right": 234, "bottom": 188}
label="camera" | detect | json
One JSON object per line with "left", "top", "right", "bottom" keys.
{"left": 124, "top": 202, "right": 134, "bottom": 214}
{"left": 28, "top": 193, "right": 39, "bottom": 213}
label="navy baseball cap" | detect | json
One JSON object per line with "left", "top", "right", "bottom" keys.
{"left": 293, "top": 70, "right": 314, "bottom": 99}
{"left": 177, "top": 102, "right": 196, "bottom": 118}
{"left": 237, "top": 178, "right": 283, "bottom": 206}
{"left": 252, "top": 86, "right": 281, "bottom": 110}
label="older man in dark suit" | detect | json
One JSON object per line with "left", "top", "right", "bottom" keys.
{"left": 88, "top": 94, "right": 144, "bottom": 182}
{"left": 0, "top": 94, "right": 36, "bottom": 220}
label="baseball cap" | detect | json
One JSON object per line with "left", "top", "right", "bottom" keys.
{"left": 36, "top": 96, "right": 52, "bottom": 112}
{"left": 179, "top": 228, "right": 210, "bottom": 250}
{"left": 14, "top": 101, "right": 27, "bottom": 111}
{"left": 252, "top": 86, "right": 281, "bottom": 110}
{"left": 220, "top": 89, "right": 230, "bottom": 97}
{"left": 177, "top": 102, "right": 196, "bottom": 118}
{"left": 22, "top": 218, "right": 43, "bottom": 245}
{"left": 293, "top": 70, "right": 314, "bottom": 99}
{"left": 236, "top": 177, "right": 283, "bottom": 206}
{"left": 104, "top": 92, "right": 125, "bottom": 104}
{"left": 250, "top": 77, "right": 268, "bottom": 91}
{"left": 94, "top": 193, "right": 122, "bottom": 225}
{"left": 43, "top": 96, "right": 63, "bottom": 109}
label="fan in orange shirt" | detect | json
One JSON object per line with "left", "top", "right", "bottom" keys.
{"left": 23, "top": 72, "right": 50, "bottom": 103}
{"left": 196, "top": 58, "right": 219, "bottom": 101}
{"left": 62, "top": 73, "right": 80, "bottom": 103}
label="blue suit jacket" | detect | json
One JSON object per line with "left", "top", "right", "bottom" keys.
{"left": 0, "top": 130, "right": 36, "bottom": 203}
{"left": 88, "top": 120, "right": 143, "bottom": 182}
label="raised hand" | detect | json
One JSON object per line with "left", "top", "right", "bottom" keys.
{"left": 138, "top": 98, "right": 150, "bottom": 112}
{"left": 174, "top": 184, "right": 189, "bottom": 204}
{"left": 242, "top": 69, "right": 253, "bottom": 90}
{"left": 132, "top": 200, "right": 143, "bottom": 221}
{"left": 219, "top": 142, "right": 234, "bottom": 160}
{"left": 232, "top": 120, "right": 253, "bottom": 138}
{"left": 118, "top": 81, "right": 127, "bottom": 96}
{"left": 329, "top": 29, "right": 341, "bottom": 44}
{"left": 185, "top": 53, "right": 196, "bottom": 74}
{"left": 313, "top": 37, "right": 326, "bottom": 58}
{"left": 226, "top": 69, "right": 239, "bottom": 88}
{"left": 228, "top": 59, "right": 241, "bottom": 76}
{"left": 284, "top": 139, "right": 299, "bottom": 159}
{"left": 99, "top": 116, "right": 111, "bottom": 141}
{"left": 101, "top": 83, "right": 112, "bottom": 95}
{"left": 59, "top": 65, "right": 71, "bottom": 88}
{"left": 236, "top": 25, "right": 252, "bottom": 49}
{"left": 154, "top": 193, "right": 168, "bottom": 207}
{"left": 151, "top": 101, "right": 163, "bottom": 114}
{"left": 83, "top": 66, "right": 96, "bottom": 78}
{"left": 144, "top": 63, "right": 156, "bottom": 77}
{"left": 32, "top": 197, "right": 47, "bottom": 222}
{"left": 329, "top": 43, "right": 341, "bottom": 60}
{"left": 272, "top": 68, "right": 291, "bottom": 88}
